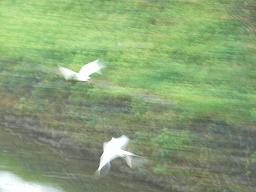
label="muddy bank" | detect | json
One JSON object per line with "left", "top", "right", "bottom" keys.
{"left": 0, "top": 112, "right": 174, "bottom": 192}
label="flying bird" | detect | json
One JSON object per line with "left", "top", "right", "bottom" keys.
{"left": 96, "top": 135, "right": 141, "bottom": 175}
{"left": 58, "top": 59, "right": 104, "bottom": 81}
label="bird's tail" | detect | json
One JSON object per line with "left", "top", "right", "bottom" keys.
{"left": 124, "top": 155, "right": 133, "bottom": 168}
{"left": 120, "top": 150, "right": 141, "bottom": 168}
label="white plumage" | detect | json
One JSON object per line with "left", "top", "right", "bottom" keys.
{"left": 58, "top": 59, "right": 104, "bottom": 81}
{"left": 96, "top": 135, "right": 140, "bottom": 175}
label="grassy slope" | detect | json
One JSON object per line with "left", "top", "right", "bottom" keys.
{"left": 0, "top": 0, "right": 255, "bottom": 191}
{"left": 0, "top": 0, "right": 255, "bottom": 124}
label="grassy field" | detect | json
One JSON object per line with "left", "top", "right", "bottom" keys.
{"left": 0, "top": 0, "right": 255, "bottom": 191}
{"left": 0, "top": 0, "right": 255, "bottom": 124}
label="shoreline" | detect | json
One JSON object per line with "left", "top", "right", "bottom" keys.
{"left": 0, "top": 112, "right": 174, "bottom": 192}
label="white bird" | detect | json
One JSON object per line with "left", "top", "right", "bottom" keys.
{"left": 96, "top": 135, "right": 141, "bottom": 175}
{"left": 58, "top": 59, "right": 104, "bottom": 81}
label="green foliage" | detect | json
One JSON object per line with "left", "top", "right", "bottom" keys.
{"left": 15, "top": 97, "right": 31, "bottom": 111}
{"left": 133, "top": 131, "right": 154, "bottom": 155}
{"left": 152, "top": 128, "right": 192, "bottom": 160}
{"left": 152, "top": 164, "right": 169, "bottom": 175}
{"left": 0, "top": 0, "right": 255, "bottom": 191}
{"left": 0, "top": 0, "right": 255, "bottom": 124}
{"left": 131, "top": 98, "right": 149, "bottom": 117}
{"left": 250, "top": 152, "right": 256, "bottom": 163}
{"left": 1, "top": 68, "right": 38, "bottom": 95}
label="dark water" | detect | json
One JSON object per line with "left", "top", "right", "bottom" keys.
{"left": 0, "top": 127, "right": 160, "bottom": 192}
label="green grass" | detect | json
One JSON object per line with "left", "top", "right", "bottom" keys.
{"left": 0, "top": 0, "right": 255, "bottom": 191}
{"left": 0, "top": 0, "right": 255, "bottom": 124}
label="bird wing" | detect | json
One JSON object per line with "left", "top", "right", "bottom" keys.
{"left": 78, "top": 60, "right": 104, "bottom": 77}
{"left": 96, "top": 161, "right": 111, "bottom": 176}
{"left": 58, "top": 66, "right": 77, "bottom": 80}
{"left": 97, "top": 151, "right": 112, "bottom": 174}
{"left": 103, "top": 141, "right": 108, "bottom": 150}
{"left": 115, "top": 135, "right": 129, "bottom": 149}
{"left": 104, "top": 135, "right": 129, "bottom": 151}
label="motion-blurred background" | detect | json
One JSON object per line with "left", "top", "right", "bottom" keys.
{"left": 0, "top": 0, "right": 255, "bottom": 191}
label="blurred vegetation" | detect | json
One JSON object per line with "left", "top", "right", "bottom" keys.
{"left": 152, "top": 128, "right": 192, "bottom": 160}
{"left": 250, "top": 152, "right": 256, "bottom": 163}
{"left": 0, "top": 0, "right": 255, "bottom": 191}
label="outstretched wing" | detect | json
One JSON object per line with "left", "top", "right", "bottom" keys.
{"left": 96, "top": 161, "right": 111, "bottom": 176}
{"left": 58, "top": 66, "right": 77, "bottom": 80}
{"left": 78, "top": 60, "right": 104, "bottom": 77}
{"left": 97, "top": 151, "right": 112, "bottom": 175}
{"left": 108, "top": 135, "right": 129, "bottom": 150}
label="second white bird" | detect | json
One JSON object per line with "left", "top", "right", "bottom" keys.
{"left": 96, "top": 135, "right": 140, "bottom": 175}
{"left": 58, "top": 59, "right": 104, "bottom": 82}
